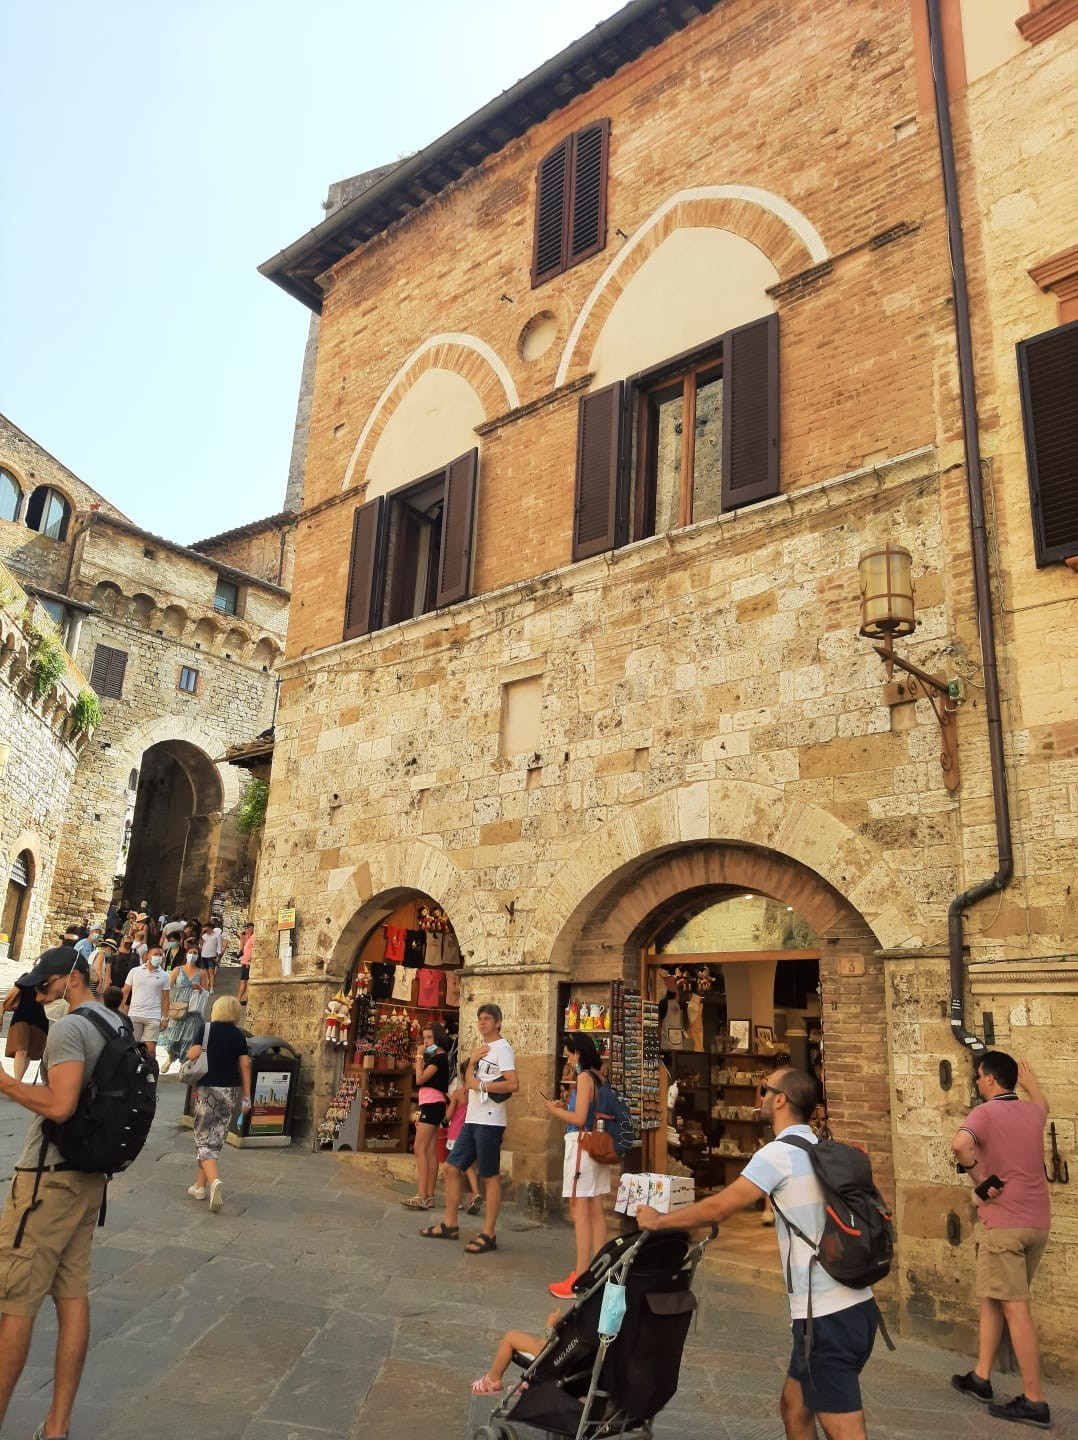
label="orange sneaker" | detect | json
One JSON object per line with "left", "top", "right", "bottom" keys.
{"left": 548, "top": 1271, "right": 577, "bottom": 1298}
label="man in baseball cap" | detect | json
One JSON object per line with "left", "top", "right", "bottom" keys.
{"left": 0, "top": 945, "right": 130, "bottom": 1437}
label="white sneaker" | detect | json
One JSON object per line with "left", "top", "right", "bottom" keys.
{"left": 208, "top": 1179, "right": 224, "bottom": 1212}
{"left": 187, "top": 1185, "right": 207, "bottom": 1200}
{"left": 160, "top": 1057, "right": 173, "bottom": 1074}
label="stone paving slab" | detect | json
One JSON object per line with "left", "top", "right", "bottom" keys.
{"left": 2, "top": 1077, "right": 1077, "bottom": 1438}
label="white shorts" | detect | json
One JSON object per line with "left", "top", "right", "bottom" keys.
{"left": 130, "top": 1017, "right": 161, "bottom": 1043}
{"left": 562, "top": 1131, "right": 612, "bottom": 1199}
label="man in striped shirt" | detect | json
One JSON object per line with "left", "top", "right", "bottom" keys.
{"left": 637, "top": 1067, "right": 879, "bottom": 1439}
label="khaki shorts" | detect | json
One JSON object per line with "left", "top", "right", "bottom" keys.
{"left": 0, "top": 1170, "right": 107, "bottom": 1317}
{"left": 975, "top": 1225, "right": 1050, "bottom": 1302}
{"left": 130, "top": 1017, "right": 161, "bottom": 1043}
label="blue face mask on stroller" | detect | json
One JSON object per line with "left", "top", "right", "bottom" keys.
{"left": 598, "top": 1279, "right": 627, "bottom": 1337}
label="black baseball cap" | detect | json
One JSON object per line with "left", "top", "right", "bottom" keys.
{"left": 17, "top": 946, "right": 90, "bottom": 989}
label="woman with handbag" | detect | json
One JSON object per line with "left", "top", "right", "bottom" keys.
{"left": 181, "top": 994, "right": 251, "bottom": 1212}
{"left": 401, "top": 1022, "right": 452, "bottom": 1210}
{"left": 543, "top": 1032, "right": 612, "bottom": 1298}
{"left": 160, "top": 947, "right": 207, "bottom": 1074}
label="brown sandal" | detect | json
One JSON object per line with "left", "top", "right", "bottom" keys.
{"left": 464, "top": 1231, "right": 497, "bottom": 1254}
{"left": 420, "top": 1222, "right": 459, "bottom": 1239}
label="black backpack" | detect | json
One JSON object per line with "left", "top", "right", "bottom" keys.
{"left": 14, "top": 1006, "right": 158, "bottom": 1248}
{"left": 769, "top": 1134, "right": 896, "bottom": 1355}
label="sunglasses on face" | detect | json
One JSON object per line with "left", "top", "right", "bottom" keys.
{"left": 759, "top": 1083, "right": 786, "bottom": 1100}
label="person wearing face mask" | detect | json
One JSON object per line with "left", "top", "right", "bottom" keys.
{"left": 544, "top": 1032, "right": 612, "bottom": 1298}
{"left": 0, "top": 947, "right": 129, "bottom": 1440}
{"left": 402, "top": 1023, "right": 452, "bottom": 1210}
{"left": 120, "top": 947, "right": 170, "bottom": 1061}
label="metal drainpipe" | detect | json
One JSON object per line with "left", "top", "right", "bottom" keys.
{"left": 925, "top": 0, "right": 1014, "bottom": 1060}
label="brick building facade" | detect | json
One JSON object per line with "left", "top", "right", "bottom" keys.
{"left": 0, "top": 414, "right": 292, "bottom": 952}
{"left": 253, "top": 0, "right": 1077, "bottom": 1368}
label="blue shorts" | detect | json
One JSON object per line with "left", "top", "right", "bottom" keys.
{"left": 447, "top": 1121, "right": 504, "bottom": 1180}
{"left": 788, "top": 1299, "right": 877, "bottom": 1414}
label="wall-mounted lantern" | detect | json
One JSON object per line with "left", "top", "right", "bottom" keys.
{"left": 858, "top": 544, "right": 962, "bottom": 791}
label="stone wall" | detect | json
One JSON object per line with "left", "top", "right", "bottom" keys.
{"left": 0, "top": 563, "right": 88, "bottom": 962}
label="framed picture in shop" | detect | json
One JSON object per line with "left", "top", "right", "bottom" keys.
{"left": 728, "top": 1019, "right": 751, "bottom": 1052}
{"left": 755, "top": 1025, "right": 774, "bottom": 1051}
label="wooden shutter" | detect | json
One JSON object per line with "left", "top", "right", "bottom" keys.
{"left": 721, "top": 312, "right": 780, "bottom": 511}
{"left": 435, "top": 449, "right": 479, "bottom": 608}
{"left": 90, "top": 643, "right": 127, "bottom": 700}
{"left": 1017, "top": 318, "right": 1078, "bottom": 566}
{"left": 532, "top": 138, "right": 570, "bottom": 287}
{"left": 574, "top": 382, "right": 624, "bottom": 561}
{"left": 343, "top": 497, "right": 384, "bottom": 640}
{"left": 567, "top": 120, "right": 610, "bottom": 268}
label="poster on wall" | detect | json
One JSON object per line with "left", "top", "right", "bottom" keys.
{"left": 249, "top": 1070, "right": 292, "bottom": 1135}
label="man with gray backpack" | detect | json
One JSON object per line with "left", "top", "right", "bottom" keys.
{"left": 0, "top": 946, "right": 157, "bottom": 1440}
{"left": 637, "top": 1066, "right": 893, "bottom": 1440}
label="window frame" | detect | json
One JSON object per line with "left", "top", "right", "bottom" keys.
{"left": 0, "top": 466, "right": 22, "bottom": 523}
{"left": 178, "top": 665, "right": 200, "bottom": 695}
{"left": 627, "top": 339, "right": 726, "bottom": 542}
{"left": 25, "top": 485, "right": 71, "bottom": 541}
{"left": 531, "top": 119, "right": 611, "bottom": 288}
{"left": 213, "top": 577, "right": 240, "bottom": 615}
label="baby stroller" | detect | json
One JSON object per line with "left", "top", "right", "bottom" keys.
{"left": 471, "top": 1226, "right": 712, "bottom": 1440}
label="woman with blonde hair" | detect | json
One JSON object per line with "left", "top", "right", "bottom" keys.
{"left": 185, "top": 994, "right": 251, "bottom": 1213}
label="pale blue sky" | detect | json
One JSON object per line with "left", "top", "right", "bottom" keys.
{"left": 1, "top": 0, "right": 625, "bottom": 544}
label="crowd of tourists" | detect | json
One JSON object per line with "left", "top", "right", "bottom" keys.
{"left": 0, "top": 925, "right": 1060, "bottom": 1438}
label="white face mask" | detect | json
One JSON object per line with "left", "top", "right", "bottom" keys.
{"left": 44, "top": 998, "right": 70, "bottom": 1021}
{"left": 148, "top": 955, "right": 162, "bottom": 969}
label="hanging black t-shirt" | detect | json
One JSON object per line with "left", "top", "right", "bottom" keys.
{"left": 198, "top": 1021, "right": 249, "bottom": 1088}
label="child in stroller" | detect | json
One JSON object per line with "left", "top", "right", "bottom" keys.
{"left": 472, "top": 1310, "right": 562, "bottom": 1395}
{"left": 471, "top": 1226, "right": 712, "bottom": 1440}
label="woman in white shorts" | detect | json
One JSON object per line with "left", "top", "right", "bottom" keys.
{"left": 544, "top": 1032, "right": 612, "bottom": 1297}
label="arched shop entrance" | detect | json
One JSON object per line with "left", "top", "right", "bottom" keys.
{"left": 551, "top": 841, "right": 894, "bottom": 1210}
{"left": 317, "top": 890, "right": 466, "bottom": 1153}
{"left": 645, "top": 892, "right": 825, "bottom": 1195}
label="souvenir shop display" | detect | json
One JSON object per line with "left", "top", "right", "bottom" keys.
{"left": 319, "top": 897, "right": 465, "bottom": 1157}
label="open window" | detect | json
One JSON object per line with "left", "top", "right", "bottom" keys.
{"left": 572, "top": 314, "right": 779, "bottom": 561}
{"left": 24, "top": 485, "right": 71, "bottom": 541}
{"left": 343, "top": 449, "right": 478, "bottom": 641}
{"left": 1, "top": 467, "right": 21, "bottom": 523}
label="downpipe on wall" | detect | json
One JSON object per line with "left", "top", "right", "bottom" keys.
{"left": 926, "top": 0, "right": 1014, "bottom": 1061}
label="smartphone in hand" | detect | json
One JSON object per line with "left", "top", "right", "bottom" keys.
{"left": 974, "top": 1174, "right": 1004, "bottom": 1201}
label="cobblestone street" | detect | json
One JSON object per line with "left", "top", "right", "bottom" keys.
{"left": 1, "top": 1004, "right": 1076, "bottom": 1440}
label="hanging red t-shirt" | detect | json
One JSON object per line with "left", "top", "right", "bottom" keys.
{"left": 384, "top": 926, "right": 406, "bottom": 963}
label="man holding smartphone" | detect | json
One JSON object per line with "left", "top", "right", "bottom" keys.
{"left": 951, "top": 1051, "right": 1051, "bottom": 1429}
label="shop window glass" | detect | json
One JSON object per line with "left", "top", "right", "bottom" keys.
{"left": 1, "top": 467, "right": 21, "bottom": 523}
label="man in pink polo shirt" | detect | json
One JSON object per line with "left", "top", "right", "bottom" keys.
{"left": 951, "top": 1051, "right": 1051, "bottom": 1431}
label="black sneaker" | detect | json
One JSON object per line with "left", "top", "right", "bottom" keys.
{"left": 987, "top": 1395, "right": 1051, "bottom": 1430}
{"left": 952, "top": 1371, "right": 993, "bottom": 1403}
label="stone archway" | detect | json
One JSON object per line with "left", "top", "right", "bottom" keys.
{"left": 124, "top": 739, "right": 225, "bottom": 917}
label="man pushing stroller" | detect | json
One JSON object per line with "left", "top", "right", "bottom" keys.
{"left": 638, "top": 1066, "right": 885, "bottom": 1440}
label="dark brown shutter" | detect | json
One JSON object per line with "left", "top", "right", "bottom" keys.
{"left": 532, "top": 138, "right": 570, "bottom": 287}
{"left": 574, "top": 382, "right": 624, "bottom": 561}
{"left": 1017, "top": 318, "right": 1078, "bottom": 567}
{"left": 721, "top": 312, "right": 780, "bottom": 511}
{"left": 435, "top": 448, "right": 479, "bottom": 608}
{"left": 343, "top": 497, "right": 383, "bottom": 640}
{"left": 567, "top": 120, "right": 610, "bottom": 267}
{"left": 90, "top": 643, "right": 127, "bottom": 699}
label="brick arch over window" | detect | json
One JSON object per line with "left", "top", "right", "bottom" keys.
{"left": 555, "top": 187, "right": 830, "bottom": 387}
{"left": 340, "top": 334, "right": 520, "bottom": 493}
{"left": 316, "top": 840, "right": 485, "bottom": 982}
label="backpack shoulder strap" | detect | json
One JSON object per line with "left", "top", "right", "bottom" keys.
{"left": 777, "top": 1133, "right": 814, "bottom": 1154}
{"left": 70, "top": 1004, "right": 120, "bottom": 1043}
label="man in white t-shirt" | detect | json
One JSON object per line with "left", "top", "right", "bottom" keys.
{"left": 421, "top": 1003, "right": 517, "bottom": 1254}
{"left": 638, "top": 1068, "right": 881, "bottom": 1440}
{"left": 121, "top": 948, "right": 171, "bottom": 1059}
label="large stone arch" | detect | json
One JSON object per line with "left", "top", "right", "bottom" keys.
{"left": 315, "top": 839, "right": 486, "bottom": 980}
{"left": 555, "top": 187, "right": 830, "bottom": 386}
{"left": 341, "top": 333, "right": 520, "bottom": 492}
{"left": 520, "top": 779, "right": 929, "bottom": 972}
{"left": 118, "top": 715, "right": 242, "bottom": 813}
